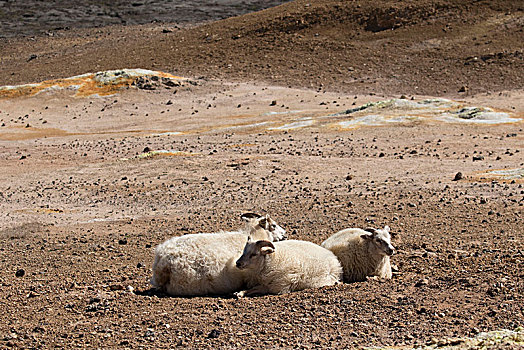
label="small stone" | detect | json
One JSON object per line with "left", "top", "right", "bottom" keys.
{"left": 453, "top": 172, "right": 463, "bottom": 181}
{"left": 110, "top": 284, "right": 124, "bottom": 291}
{"left": 472, "top": 155, "right": 484, "bottom": 161}
{"left": 207, "top": 329, "right": 221, "bottom": 339}
{"left": 143, "top": 147, "right": 151, "bottom": 153}
{"left": 27, "top": 291, "right": 40, "bottom": 298}
{"left": 15, "top": 269, "right": 25, "bottom": 277}
{"left": 422, "top": 251, "right": 437, "bottom": 258}
{"left": 415, "top": 278, "right": 429, "bottom": 287}
{"left": 458, "top": 85, "right": 469, "bottom": 93}
{"left": 270, "top": 100, "right": 277, "bottom": 106}
{"left": 118, "top": 239, "right": 127, "bottom": 245}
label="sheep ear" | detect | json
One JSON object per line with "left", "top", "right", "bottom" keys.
{"left": 361, "top": 234, "right": 373, "bottom": 240}
{"left": 384, "top": 225, "right": 390, "bottom": 233}
{"left": 364, "top": 227, "right": 377, "bottom": 235}
{"left": 257, "top": 215, "right": 268, "bottom": 229}
{"left": 241, "top": 213, "right": 261, "bottom": 222}
{"left": 256, "top": 240, "right": 275, "bottom": 250}
{"left": 260, "top": 246, "right": 275, "bottom": 255}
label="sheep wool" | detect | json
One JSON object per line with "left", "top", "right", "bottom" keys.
{"left": 151, "top": 213, "right": 286, "bottom": 296}
{"left": 321, "top": 226, "right": 395, "bottom": 282}
{"left": 236, "top": 239, "right": 342, "bottom": 296}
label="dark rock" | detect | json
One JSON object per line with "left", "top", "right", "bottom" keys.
{"left": 15, "top": 269, "right": 25, "bottom": 277}
{"left": 453, "top": 172, "right": 463, "bottom": 181}
{"left": 415, "top": 278, "right": 429, "bottom": 287}
{"left": 207, "top": 329, "right": 221, "bottom": 339}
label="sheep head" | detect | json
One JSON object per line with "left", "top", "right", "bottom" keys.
{"left": 361, "top": 225, "right": 396, "bottom": 256}
{"left": 235, "top": 239, "right": 275, "bottom": 270}
{"left": 240, "top": 212, "right": 287, "bottom": 242}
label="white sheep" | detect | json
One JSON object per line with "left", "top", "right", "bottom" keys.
{"left": 321, "top": 225, "right": 395, "bottom": 282}
{"left": 151, "top": 213, "right": 286, "bottom": 296}
{"left": 234, "top": 239, "right": 342, "bottom": 297}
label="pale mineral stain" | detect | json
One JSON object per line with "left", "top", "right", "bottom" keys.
{"left": 336, "top": 114, "right": 422, "bottom": 129}
{"left": 333, "top": 99, "right": 521, "bottom": 129}
{"left": 152, "top": 132, "right": 184, "bottom": 136}
{"left": 479, "top": 168, "right": 524, "bottom": 181}
{"left": 437, "top": 108, "right": 520, "bottom": 124}
{"left": 262, "top": 110, "right": 303, "bottom": 116}
{"left": 222, "top": 121, "right": 270, "bottom": 130}
{"left": 0, "top": 69, "right": 186, "bottom": 99}
{"left": 269, "top": 118, "right": 315, "bottom": 130}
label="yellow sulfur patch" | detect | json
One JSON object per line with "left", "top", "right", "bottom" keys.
{"left": 0, "top": 69, "right": 186, "bottom": 99}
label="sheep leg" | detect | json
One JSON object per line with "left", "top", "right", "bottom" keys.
{"left": 234, "top": 285, "right": 270, "bottom": 298}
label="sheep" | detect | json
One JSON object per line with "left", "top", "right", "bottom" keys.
{"left": 321, "top": 225, "right": 395, "bottom": 282}
{"left": 234, "top": 239, "right": 342, "bottom": 297}
{"left": 151, "top": 213, "right": 287, "bottom": 296}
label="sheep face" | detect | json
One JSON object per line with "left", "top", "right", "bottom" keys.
{"left": 235, "top": 239, "right": 275, "bottom": 270}
{"left": 361, "top": 225, "right": 396, "bottom": 256}
{"left": 241, "top": 213, "right": 287, "bottom": 242}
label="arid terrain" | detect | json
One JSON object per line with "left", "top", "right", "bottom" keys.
{"left": 0, "top": 0, "right": 523, "bottom": 349}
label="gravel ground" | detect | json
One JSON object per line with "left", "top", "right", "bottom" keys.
{"left": 0, "top": 0, "right": 523, "bottom": 348}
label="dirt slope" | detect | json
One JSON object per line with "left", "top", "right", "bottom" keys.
{"left": 1, "top": 0, "right": 523, "bottom": 96}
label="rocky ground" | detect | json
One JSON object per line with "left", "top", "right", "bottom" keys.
{"left": 0, "top": 0, "right": 523, "bottom": 349}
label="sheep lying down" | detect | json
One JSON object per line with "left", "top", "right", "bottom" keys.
{"left": 321, "top": 225, "right": 395, "bottom": 282}
{"left": 235, "top": 239, "right": 343, "bottom": 297}
{"left": 151, "top": 213, "right": 286, "bottom": 296}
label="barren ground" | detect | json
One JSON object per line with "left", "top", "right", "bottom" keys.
{"left": 0, "top": 0, "right": 523, "bottom": 349}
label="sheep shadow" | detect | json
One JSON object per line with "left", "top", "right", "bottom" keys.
{"left": 134, "top": 287, "right": 239, "bottom": 300}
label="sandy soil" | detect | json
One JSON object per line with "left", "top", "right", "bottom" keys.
{"left": 0, "top": 0, "right": 523, "bottom": 349}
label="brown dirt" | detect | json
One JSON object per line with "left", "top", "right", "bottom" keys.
{"left": 0, "top": 0, "right": 523, "bottom": 349}
{"left": 1, "top": 0, "right": 523, "bottom": 97}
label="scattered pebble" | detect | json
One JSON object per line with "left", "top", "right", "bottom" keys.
{"left": 453, "top": 172, "right": 464, "bottom": 181}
